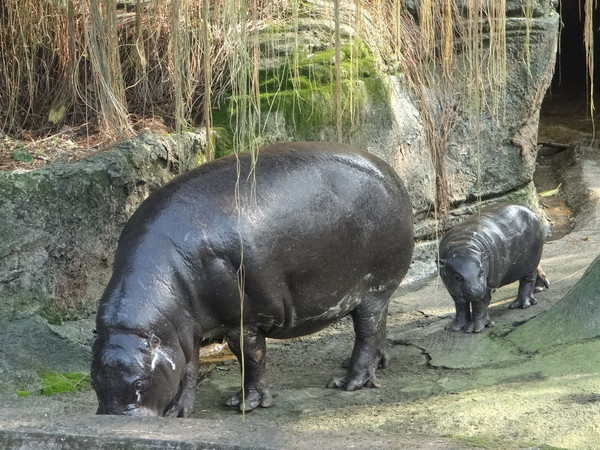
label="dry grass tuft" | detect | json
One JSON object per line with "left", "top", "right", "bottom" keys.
{"left": 0, "top": 0, "right": 585, "bottom": 190}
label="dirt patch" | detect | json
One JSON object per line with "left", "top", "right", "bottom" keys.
{"left": 538, "top": 92, "right": 595, "bottom": 146}
{"left": 535, "top": 145, "right": 576, "bottom": 240}
{"left": 0, "top": 118, "right": 170, "bottom": 172}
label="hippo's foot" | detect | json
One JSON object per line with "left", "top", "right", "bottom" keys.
{"left": 330, "top": 354, "right": 387, "bottom": 390}
{"left": 509, "top": 295, "right": 538, "bottom": 309}
{"left": 444, "top": 317, "right": 468, "bottom": 332}
{"left": 224, "top": 386, "right": 273, "bottom": 412}
{"left": 464, "top": 318, "right": 495, "bottom": 333}
{"left": 326, "top": 372, "right": 380, "bottom": 390}
{"left": 164, "top": 388, "right": 195, "bottom": 418}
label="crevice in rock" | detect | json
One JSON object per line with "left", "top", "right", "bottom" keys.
{"left": 388, "top": 338, "right": 433, "bottom": 366}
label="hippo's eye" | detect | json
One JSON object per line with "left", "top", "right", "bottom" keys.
{"left": 133, "top": 380, "right": 143, "bottom": 393}
{"left": 453, "top": 273, "right": 464, "bottom": 282}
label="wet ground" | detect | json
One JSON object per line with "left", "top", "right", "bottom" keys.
{"left": 4, "top": 196, "right": 600, "bottom": 449}
{"left": 1, "top": 93, "right": 600, "bottom": 449}
{"left": 536, "top": 90, "right": 595, "bottom": 242}
{"left": 534, "top": 144, "right": 574, "bottom": 241}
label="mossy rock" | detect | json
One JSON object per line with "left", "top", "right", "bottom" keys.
{"left": 507, "top": 255, "right": 600, "bottom": 352}
{"left": 212, "top": 26, "right": 384, "bottom": 157}
{"left": 0, "top": 131, "right": 205, "bottom": 324}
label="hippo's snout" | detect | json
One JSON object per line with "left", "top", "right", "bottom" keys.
{"left": 449, "top": 284, "right": 485, "bottom": 302}
{"left": 440, "top": 270, "right": 485, "bottom": 301}
{"left": 463, "top": 279, "right": 486, "bottom": 300}
{"left": 123, "top": 406, "right": 160, "bottom": 417}
{"left": 96, "top": 403, "right": 160, "bottom": 417}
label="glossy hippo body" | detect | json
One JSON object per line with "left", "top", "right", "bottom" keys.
{"left": 438, "top": 203, "right": 549, "bottom": 333}
{"left": 91, "top": 141, "right": 414, "bottom": 417}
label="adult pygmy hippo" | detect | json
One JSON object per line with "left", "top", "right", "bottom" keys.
{"left": 91, "top": 141, "right": 414, "bottom": 417}
{"left": 438, "top": 203, "right": 549, "bottom": 333}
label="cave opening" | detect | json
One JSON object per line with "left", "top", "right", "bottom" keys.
{"left": 539, "top": 1, "right": 598, "bottom": 144}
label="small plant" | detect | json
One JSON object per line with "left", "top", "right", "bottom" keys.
{"left": 11, "top": 146, "right": 32, "bottom": 163}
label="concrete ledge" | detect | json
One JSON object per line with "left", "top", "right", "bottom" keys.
{"left": 0, "top": 414, "right": 465, "bottom": 450}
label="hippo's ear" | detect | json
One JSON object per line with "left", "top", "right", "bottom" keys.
{"left": 149, "top": 334, "right": 161, "bottom": 350}
{"left": 436, "top": 258, "right": 446, "bottom": 268}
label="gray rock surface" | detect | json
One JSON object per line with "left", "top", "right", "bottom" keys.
{"left": 243, "top": 1, "right": 560, "bottom": 221}
{"left": 0, "top": 132, "right": 205, "bottom": 324}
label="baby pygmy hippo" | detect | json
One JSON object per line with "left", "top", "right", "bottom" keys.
{"left": 438, "top": 203, "right": 549, "bottom": 333}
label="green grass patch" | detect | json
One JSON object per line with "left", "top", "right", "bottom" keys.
{"left": 39, "top": 372, "right": 91, "bottom": 396}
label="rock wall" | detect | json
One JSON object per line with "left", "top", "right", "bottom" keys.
{"left": 214, "top": 0, "right": 558, "bottom": 237}
{"left": 0, "top": 2, "right": 559, "bottom": 324}
{"left": 0, "top": 132, "right": 205, "bottom": 324}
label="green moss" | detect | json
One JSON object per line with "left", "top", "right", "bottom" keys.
{"left": 38, "top": 300, "right": 95, "bottom": 325}
{"left": 507, "top": 256, "right": 600, "bottom": 353}
{"left": 38, "top": 305, "right": 65, "bottom": 325}
{"left": 212, "top": 33, "right": 385, "bottom": 156}
{"left": 12, "top": 147, "right": 32, "bottom": 163}
{"left": 39, "top": 371, "right": 91, "bottom": 396}
{"left": 123, "top": 151, "right": 136, "bottom": 168}
{"left": 450, "top": 435, "right": 565, "bottom": 450}
{"left": 14, "top": 371, "right": 91, "bottom": 398}
{"left": 212, "top": 127, "right": 235, "bottom": 159}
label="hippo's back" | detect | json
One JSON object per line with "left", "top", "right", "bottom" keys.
{"left": 109, "top": 141, "right": 414, "bottom": 338}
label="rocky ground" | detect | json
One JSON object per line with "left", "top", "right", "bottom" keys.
{"left": 1, "top": 94, "right": 599, "bottom": 449}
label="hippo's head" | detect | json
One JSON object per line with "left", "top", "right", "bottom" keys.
{"left": 91, "top": 331, "right": 186, "bottom": 416}
{"left": 438, "top": 250, "right": 489, "bottom": 301}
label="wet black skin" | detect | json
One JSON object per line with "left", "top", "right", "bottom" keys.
{"left": 438, "top": 203, "right": 550, "bottom": 333}
{"left": 91, "top": 141, "right": 414, "bottom": 416}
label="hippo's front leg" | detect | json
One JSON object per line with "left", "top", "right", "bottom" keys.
{"left": 445, "top": 295, "right": 471, "bottom": 331}
{"left": 164, "top": 352, "right": 199, "bottom": 417}
{"left": 327, "top": 299, "right": 389, "bottom": 391}
{"left": 465, "top": 292, "right": 494, "bottom": 333}
{"left": 224, "top": 330, "right": 273, "bottom": 412}
{"left": 509, "top": 269, "right": 538, "bottom": 309}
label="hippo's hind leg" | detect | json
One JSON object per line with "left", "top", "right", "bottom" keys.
{"left": 224, "top": 329, "right": 273, "bottom": 412}
{"left": 327, "top": 294, "right": 390, "bottom": 391}
{"left": 534, "top": 265, "right": 550, "bottom": 293}
{"left": 510, "top": 268, "right": 539, "bottom": 309}
{"left": 164, "top": 352, "right": 199, "bottom": 417}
